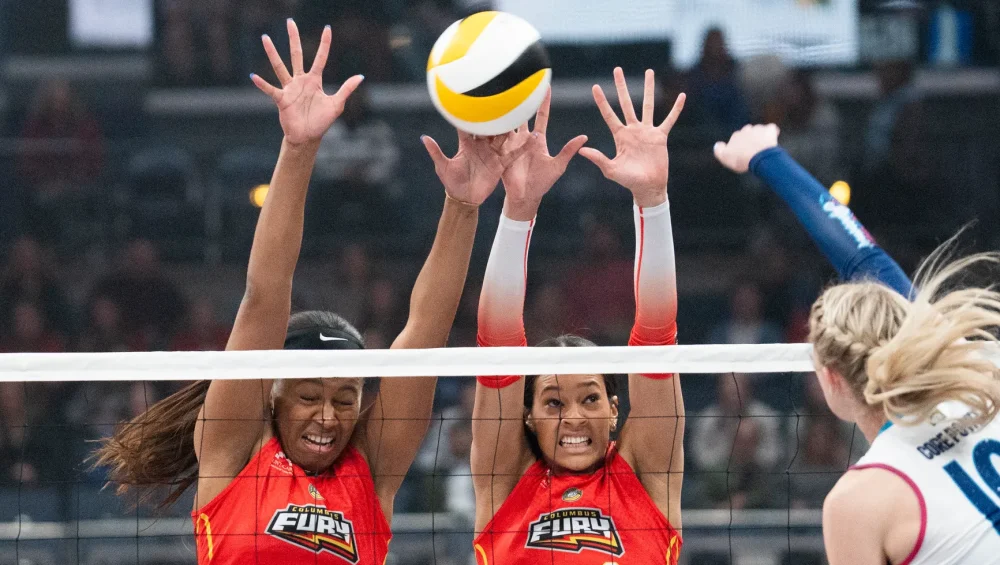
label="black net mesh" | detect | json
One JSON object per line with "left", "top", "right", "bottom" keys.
{"left": 0, "top": 370, "right": 862, "bottom": 565}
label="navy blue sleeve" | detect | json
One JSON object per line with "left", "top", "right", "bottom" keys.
{"left": 749, "top": 147, "right": 913, "bottom": 298}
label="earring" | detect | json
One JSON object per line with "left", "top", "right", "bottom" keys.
{"left": 610, "top": 421, "right": 617, "bottom": 432}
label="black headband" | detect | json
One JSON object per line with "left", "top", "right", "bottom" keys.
{"left": 283, "top": 326, "right": 365, "bottom": 351}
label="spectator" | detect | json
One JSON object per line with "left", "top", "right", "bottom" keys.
{"left": 0, "top": 381, "right": 70, "bottom": 485}
{"left": 699, "top": 419, "right": 778, "bottom": 510}
{"left": 709, "top": 282, "right": 783, "bottom": 345}
{"left": 90, "top": 239, "right": 188, "bottom": 348}
{"left": 0, "top": 382, "right": 33, "bottom": 485}
{"left": 234, "top": 0, "right": 297, "bottom": 79}
{"left": 0, "top": 236, "right": 72, "bottom": 338}
{"left": 17, "top": 80, "right": 103, "bottom": 193}
{"left": 0, "top": 301, "right": 65, "bottom": 353}
{"left": 158, "top": 0, "right": 236, "bottom": 85}
{"left": 300, "top": 243, "right": 374, "bottom": 326}
{"left": 562, "top": 220, "right": 633, "bottom": 341}
{"left": 170, "top": 297, "right": 230, "bottom": 351}
{"left": 862, "top": 60, "right": 921, "bottom": 176}
{"left": 443, "top": 421, "right": 474, "bottom": 518}
{"left": 857, "top": 60, "right": 947, "bottom": 228}
{"left": 685, "top": 28, "right": 750, "bottom": 136}
{"left": 745, "top": 231, "right": 822, "bottom": 344}
{"left": 416, "top": 381, "right": 475, "bottom": 474}
{"left": 77, "top": 296, "right": 149, "bottom": 352}
{"left": 315, "top": 84, "right": 400, "bottom": 187}
{"left": 16, "top": 80, "right": 104, "bottom": 241}
{"left": 312, "top": 84, "right": 401, "bottom": 236}
{"left": 752, "top": 68, "right": 841, "bottom": 186}
{"left": 689, "top": 373, "right": 788, "bottom": 507}
{"left": 796, "top": 375, "right": 868, "bottom": 461}
{"left": 789, "top": 416, "right": 851, "bottom": 509}
{"left": 357, "top": 277, "right": 407, "bottom": 342}
{"left": 526, "top": 279, "right": 569, "bottom": 343}
{"left": 295, "top": 0, "right": 392, "bottom": 82}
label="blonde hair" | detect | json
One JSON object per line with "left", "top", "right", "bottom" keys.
{"left": 809, "top": 243, "right": 1000, "bottom": 428}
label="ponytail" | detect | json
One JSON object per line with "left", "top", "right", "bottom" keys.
{"left": 866, "top": 251, "right": 1000, "bottom": 427}
{"left": 91, "top": 380, "right": 209, "bottom": 509}
{"left": 810, "top": 241, "right": 1000, "bottom": 428}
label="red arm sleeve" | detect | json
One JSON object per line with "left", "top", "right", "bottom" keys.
{"left": 477, "top": 214, "right": 533, "bottom": 386}
{"left": 629, "top": 200, "right": 678, "bottom": 377}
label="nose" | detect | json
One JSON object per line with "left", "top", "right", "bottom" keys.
{"left": 559, "top": 402, "right": 585, "bottom": 425}
{"left": 317, "top": 403, "right": 338, "bottom": 426}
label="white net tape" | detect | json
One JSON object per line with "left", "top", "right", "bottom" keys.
{"left": 0, "top": 343, "right": 820, "bottom": 381}
{"left": 2, "top": 342, "right": 998, "bottom": 381}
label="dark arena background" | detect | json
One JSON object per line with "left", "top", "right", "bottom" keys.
{"left": 1, "top": 1, "right": 1000, "bottom": 564}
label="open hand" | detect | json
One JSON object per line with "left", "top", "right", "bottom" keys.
{"left": 713, "top": 124, "right": 781, "bottom": 174}
{"left": 579, "top": 68, "right": 685, "bottom": 208}
{"left": 421, "top": 131, "right": 532, "bottom": 207}
{"left": 499, "top": 90, "right": 588, "bottom": 221}
{"left": 251, "top": 20, "right": 364, "bottom": 147}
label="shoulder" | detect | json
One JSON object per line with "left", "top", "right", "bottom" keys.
{"left": 824, "top": 465, "right": 914, "bottom": 537}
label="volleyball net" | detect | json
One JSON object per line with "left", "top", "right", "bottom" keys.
{"left": 3, "top": 343, "right": 974, "bottom": 565}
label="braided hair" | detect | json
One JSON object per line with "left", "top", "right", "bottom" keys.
{"left": 808, "top": 244, "right": 1000, "bottom": 428}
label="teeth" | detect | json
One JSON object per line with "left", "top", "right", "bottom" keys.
{"left": 560, "top": 436, "right": 590, "bottom": 446}
{"left": 305, "top": 434, "right": 334, "bottom": 445}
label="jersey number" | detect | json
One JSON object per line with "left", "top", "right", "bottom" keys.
{"left": 944, "top": 439, "right": 1000, "bottom": 535}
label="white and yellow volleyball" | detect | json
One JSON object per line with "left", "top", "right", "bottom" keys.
{"left": 427, "top": 11, "right": 551, "bottom": 136}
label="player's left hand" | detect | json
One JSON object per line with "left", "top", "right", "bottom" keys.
{"left": 579, "top": 68, "right": 685, "bottom": 208}
{"left": 421, "top": 131, "right": 532, "bottom": 207}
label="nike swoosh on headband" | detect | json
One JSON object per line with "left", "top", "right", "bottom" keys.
{"left": 319, "top": 334, "right": 348, "bottom": 342}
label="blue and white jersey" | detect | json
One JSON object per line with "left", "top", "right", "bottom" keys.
{"left": 854, "top": 402, "right": 1000, "bottom": 565}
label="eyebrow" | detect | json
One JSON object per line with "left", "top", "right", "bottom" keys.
{"left": 295, "top": 379, "right": 323, "bottom": 388}
{"left": 539, "top": 380, "right": 602, "bottom": 395}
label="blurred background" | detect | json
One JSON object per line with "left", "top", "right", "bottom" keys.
{"left": 0, "top": 0, "right": 998, "bottom": 564}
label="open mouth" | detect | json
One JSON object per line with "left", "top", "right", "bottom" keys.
{"left": 303, "top": 434, "right": 336, "bottom": 454}
{"left": 559, "top": 436, "right": 592, "bottom": 451}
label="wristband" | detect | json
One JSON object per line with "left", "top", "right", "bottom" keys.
{"left": 477, "top": 375, "right": 521, "bottom": 389}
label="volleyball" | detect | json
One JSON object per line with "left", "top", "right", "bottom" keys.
{"left": 426, "top": 11, "right": 551, "bottom": 136}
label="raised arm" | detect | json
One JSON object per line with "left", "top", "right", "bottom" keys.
{"left": 714, "top": 125, "right": 912, "bottom": 296}
{"left": 194, "top": 22, "right": 364, "bottom": 494}
{"left": 358, "top": 127, "right": 533, "bottom": 516}
{"left": 579, "top": 68, "right": 685, "bottom": 527}
{"left": 471, "top": 90, "right": 588, "bottom": 531}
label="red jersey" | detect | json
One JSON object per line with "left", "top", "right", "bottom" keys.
{"left": 474, "top": 446, "right": 681, "bottom": 565}
{"left": 191, "top": 437, "right": 391, "bottom": 565}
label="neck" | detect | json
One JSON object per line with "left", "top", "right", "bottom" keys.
{"left": 855, "top": 406, "right": 888, "bottom": 443}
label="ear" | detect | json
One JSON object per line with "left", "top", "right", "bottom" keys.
{"left": 523, "top": 407, "right": 535, "bottom": 433}
{"left": 609, "top": 394, "right": 620, "bottom": 422}
{"left": 816, "top": 365, "right": 841, "bottom": 392}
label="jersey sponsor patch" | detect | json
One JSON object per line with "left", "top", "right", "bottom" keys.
{"left": 526, "top": 508, "right": 624, "bottom": 557}
{"left": 266, "top": 504, "right": 358, "bottom": 563}
{"left": 561, "top": 487, "right": 583, "bottom": 502}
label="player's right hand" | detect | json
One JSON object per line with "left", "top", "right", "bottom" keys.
{"left": 713, "top": 124, "right": 781, "bottom": 174}
{"left": 499, "top": 89, "right": 588, "bottom": 221}
{"left": 251, "top": 19, "right": 364, "bottom": 147}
